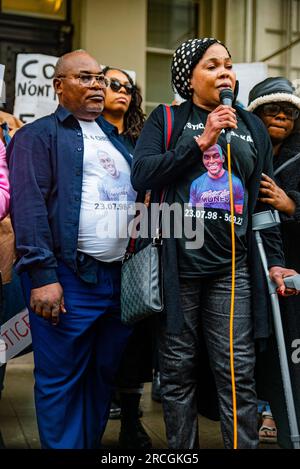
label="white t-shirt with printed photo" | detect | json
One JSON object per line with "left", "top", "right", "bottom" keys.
{"left": 77, "top": 119, "right": 136, "bottom": 262}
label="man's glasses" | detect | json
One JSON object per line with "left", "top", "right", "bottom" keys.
{"left": 261, "top": 103, "right": 299, "bottom": 120}
{"left": 108, "top": 78, "right": 134, "bottom": 95}
{"left": 58, "top": 73, "right": 109, "bottom": 87}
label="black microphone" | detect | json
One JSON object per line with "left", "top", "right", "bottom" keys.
{"left": 219, "top": 88, "right": 234, "bottom": 144}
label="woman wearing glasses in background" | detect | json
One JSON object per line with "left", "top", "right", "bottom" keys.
{"left": 101, "top": 66, "right": 153, "bottom": 450}
{"left": 248, "top": 77, "right": 300, "bottom": 448}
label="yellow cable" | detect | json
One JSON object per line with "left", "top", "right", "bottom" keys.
{"left": 227, "top": 141, "right": 238, "bottom": 449}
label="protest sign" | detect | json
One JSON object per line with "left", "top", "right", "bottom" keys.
{"left": 233, "top": 62, "right": 268, "bottom": 108}
{"left": 13, "top": 53, "right": 58, "bottom": 123}
{"left": 0, "top": 308, "right": 31, "bottom": 366}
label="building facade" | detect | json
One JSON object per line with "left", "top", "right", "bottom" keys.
{"left": 0, "top": 0, "right": 299, "bottom": 114}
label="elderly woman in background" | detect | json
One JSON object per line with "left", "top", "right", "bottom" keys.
{"left": 248, "top": 77, "right": 300, "bottom": 448}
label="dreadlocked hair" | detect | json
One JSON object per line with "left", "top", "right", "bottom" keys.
{"left": 103, "top": 66, "right": 146, "bottom": 141}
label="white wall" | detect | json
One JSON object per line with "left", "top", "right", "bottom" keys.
{"left": 225, "top": 0, "right": 247, "bottom": 63}
{"left": 79, "top": 0, "right": 147, "bottom": 95}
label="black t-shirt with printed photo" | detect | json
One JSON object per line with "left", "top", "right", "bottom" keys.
{"left": 175, "top": 104, "right": 257, "bottom": 278}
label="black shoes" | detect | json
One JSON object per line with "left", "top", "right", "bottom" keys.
{"left": 151, "top": 372, "right": 161, "bottom": 403}
{"left": 118, "top": 419, "right": 152, "bottom": 450}
{"left": 111, "top": 391, "right": 150, "bottom": 448}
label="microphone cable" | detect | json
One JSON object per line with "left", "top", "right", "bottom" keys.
{"left": 220, "top": 88, "right": 238, "bottom": 449}
{"left": 226, "top": 135, "right": 238, "bottom": 449}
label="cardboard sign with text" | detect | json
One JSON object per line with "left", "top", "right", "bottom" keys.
{"left": 233, "top": 62, "right": 268, "bottom": 108}
{"left": 13, "top": 53, "right": 58, "bottom": 123}
{"left": 0, "top": 308, "right": 32, "bottom": 366}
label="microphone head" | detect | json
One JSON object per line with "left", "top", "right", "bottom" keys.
{"left": 219, "top": 88, "right": 234, "bottom": 106}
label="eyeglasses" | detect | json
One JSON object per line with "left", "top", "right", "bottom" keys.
{"left": 108, "top": 78, "right": 134, "bottom": 95}
{"left": 58, "top": 73, "right": 109, "bottom": 87}
{"left": 261, "top": 103, "right": 299, "bottom": 120}
{"left": 203, "top": 153, "right": 222, "bottom": 161}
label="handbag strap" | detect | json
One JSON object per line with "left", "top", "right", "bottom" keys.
{"left": 127, "top": 105, "right": 174, "bottom": 255}
{"left": 163, "top": 104, "right": 174, "bottom": 152}
{"left": 274, "top": 152, "right": 300, "bottom": 177}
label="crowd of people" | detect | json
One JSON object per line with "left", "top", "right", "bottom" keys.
{"left": 0, "top": 36, "right": 300, "bottom": 450}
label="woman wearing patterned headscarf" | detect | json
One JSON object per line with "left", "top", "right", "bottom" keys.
{"left": 130, "top": 38, "right": 298, "bottom": 449}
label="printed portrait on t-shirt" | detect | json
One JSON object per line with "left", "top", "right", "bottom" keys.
{"left": 189, "top": 144, "right": 244, "bottom": 214}
{"left": 97, "top": 151, "right": 136, "bottom": 202}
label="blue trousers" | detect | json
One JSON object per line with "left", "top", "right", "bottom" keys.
{"left": 22, "top": 261, "right": 131, "bottom": 449}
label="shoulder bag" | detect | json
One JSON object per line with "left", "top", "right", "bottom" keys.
{"left": 120, "top": 105, "right": 174, "bottom": 325}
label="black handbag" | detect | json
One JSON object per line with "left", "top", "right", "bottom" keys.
{"left": 120, "top": 229, "right": 164, "bottom": 325}
{"left": 120, "top": 105, "right": 174, "bottom": 325}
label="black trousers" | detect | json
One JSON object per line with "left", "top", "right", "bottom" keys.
{"left": 158, "top": 266, "right": 259, "bottom": 449}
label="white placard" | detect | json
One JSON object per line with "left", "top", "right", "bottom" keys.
{"left": 233, "top": 62, "right": 268, "bottom": 108}
{"left": 0, "top": 308, "right": 32, "bottom": 366}
{"left": 0, "top": 63, "right": 5, "bottom": 104}
{"left": 13, "top": 53, "right": 58, "bottom": 123}
{"left": 124, "top": 69, "right": 136, "bottom": 84}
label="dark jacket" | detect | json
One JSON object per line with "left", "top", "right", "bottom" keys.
{"left": 7, "top": 105, "right": 133, "bottom": 288}
{"left": 132, "top": 100, "right": 285, "bottom": 338}
{"left": 274, "top": 131, "right": 300, "bottom": 223}
{"left": 256, "top": 130, "right": 300, "bottom": 448}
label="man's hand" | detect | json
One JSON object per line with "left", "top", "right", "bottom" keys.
{"left": 259, "top": 173, "right": 296, "bottom": 216}
{"left": 30, "top": 282, "right": 67, "bottom": 325}
{"left": 269, "top": 266, "right": 299, "bottom": 297}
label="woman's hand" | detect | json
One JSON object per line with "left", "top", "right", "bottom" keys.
{"left": 269, "top": 266, "right": 299, "bottom": 297}
{"left": 259, "top": 173, "right": 296, "bottom": 216}
{"left": 194, "top": 105, "right": 237, "bottom": 152}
